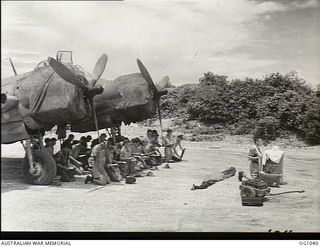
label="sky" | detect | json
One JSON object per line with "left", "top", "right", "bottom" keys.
{"left": 1, "top": 0, "right": 319, "bottom": 86}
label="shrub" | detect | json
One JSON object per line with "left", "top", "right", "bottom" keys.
{"left": 255, "top": 116, "right": 279, "bottom": 142}
{"left": 160, "top": 71, "right": 320, "bottom": 145}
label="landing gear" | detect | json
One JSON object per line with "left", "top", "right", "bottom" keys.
{"left": 106, "top": 126, "right": 126, "bottom": 144}
{"left": 21, "top": 136, "right": 57, "bottom": 185}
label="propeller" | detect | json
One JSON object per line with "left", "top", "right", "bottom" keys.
{"left": 47, "top": 53, "right": 108, "bottom": 97}
{"left": 48, "top": 54, "right": 108, "bottom": 136}
{"left": 136, "top": 59, "right": 168, "bottom": 136}
{"left": 47, "top": 57, "right": 88, "bottom": 90}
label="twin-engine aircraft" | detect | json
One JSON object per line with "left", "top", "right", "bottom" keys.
{"left": 1, "top": 51, "right": 168, "bottom": 185}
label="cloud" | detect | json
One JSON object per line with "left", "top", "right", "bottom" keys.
{"left": 264, "top": 14, "right": 272, "bottom": 20}
{"left": 252, "top": 1, "right": 288, "bottom": 14}
{"left": 1, "top": 1, "right": 319, "bottom": 85}
{"left": 290, "top": 0, "right": 319, "bottom": 9}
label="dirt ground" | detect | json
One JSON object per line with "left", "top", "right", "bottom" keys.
{"left": 1, "top": 125, "right": 320, "bottom": 232}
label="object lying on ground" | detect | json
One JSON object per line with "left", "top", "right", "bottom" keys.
{"left": 240, "top": 179, "right": 270, "bottom": 206}
{"left": 239, "top": 179, "right": 270, "bottom": 206}
{"left": 125, "top": 176, "right": 136, "bottom": 184}
{"left": 268, "top": 190, "right": 305, "bottom": 196}
{"left": 240, "top": 179, "right": 305, "bottom": 207}
{"left": 191, "top": 167, "right": 236, "bottom": 190}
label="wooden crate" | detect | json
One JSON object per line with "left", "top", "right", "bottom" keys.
{"left": 239, "top": 184, "right": 270, "bottom": 207}
{"left": 241, "top": 196, "right": 264, "bottom": 206}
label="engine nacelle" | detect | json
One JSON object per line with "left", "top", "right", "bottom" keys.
{"left": 1, "top": 94, "right": 19, "bottom": 112}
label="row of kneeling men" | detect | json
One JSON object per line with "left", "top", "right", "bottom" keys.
{"left": 43, "top": 129, "right": 186, "bottom": 185}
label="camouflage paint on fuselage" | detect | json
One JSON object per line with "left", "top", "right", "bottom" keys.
{"left": 71, "top": 73, "right": 156, "bottom": 132}
{"left": 2, "top": 60, "right": 158, "bottom": 142}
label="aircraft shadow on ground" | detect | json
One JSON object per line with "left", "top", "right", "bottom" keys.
{"left": 1, "top": 157, "right": 128, "bottom": 193}
{"left": 1, "top": 157, "right": 31, "bottom": 193}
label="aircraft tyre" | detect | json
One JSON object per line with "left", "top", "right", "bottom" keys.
{"left": 22, "top": 149, "right": 57, "bottom": 185}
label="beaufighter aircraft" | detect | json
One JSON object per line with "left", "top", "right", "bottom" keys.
{"left": 1, "top": 51, "right": 168, "bottom": 185}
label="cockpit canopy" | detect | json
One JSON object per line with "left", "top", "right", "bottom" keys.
{"left": 34, "top": 50, "right": 74, "bottom": 72}
{"left": 34, "top": 60, "right": 49, "bottom": 71}
{"left": 56, "top": 51, "right": 73, "bottom": 64}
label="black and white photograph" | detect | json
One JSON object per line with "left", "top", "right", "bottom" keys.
{"left": 1, "top": 0, "right": 319, "bottom": 235}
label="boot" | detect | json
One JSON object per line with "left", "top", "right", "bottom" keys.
{"left": 163, "top": 164, "right": 171, "bottom": 169}
{"left": 84, "top": 175, "right": 93, "bottom": 184}
{"left": 238, "top": 171, "right": 244, "bottom": 182}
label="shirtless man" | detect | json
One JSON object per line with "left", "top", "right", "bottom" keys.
{"left": 151, "top": 130, "right": 161, "bottom": 147}
{"left": 162, "top": 129, "right": 174, "bottom": 168}
{"left": 91, "top": 133, "right": 107, "bottom": 148}
{"left": 54, "top": 143, "right": 76, "bottom": 182}
{"left": 141, "top": 129, "right": 153, "bottom": 148}
{"left": 120, "top": 138, "right": 139, "bottom": 177}
{"left": 69, "top": 138, "right": 87, "bottom": 174}
{"left": 131, "top": 138, "right": 149, "bottom": 170}
{"left": 172, "top": 135, "right": 186, "bottom": 162}
{"left": 142, "top": 133, "right": 162, "bottom": 169}
{"left": 43, "top": 138, "right": 54, "bottom": 156}
{"left": 62, "top": 134, "right": 74, "bottom": 149}
{"left": 104, "top": 143, "right": 122, "bottom": 182}
{"left": 51, "top": 138, "right": 57, "bottom": 155}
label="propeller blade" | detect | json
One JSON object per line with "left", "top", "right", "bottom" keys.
{"left": 136, "top": 59, "right": 166, "bottom": 136}
{"left": 137, "top": 59, "right": 158, "bottom": 93}
{"left": 91, "top": 54, "right": 108, "bottom": 87}
{"left": 47, "top": 57, "right": 87, "bottom": 90}
{"left": 159, "top": 76, "right": 170, "bottom": 88}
